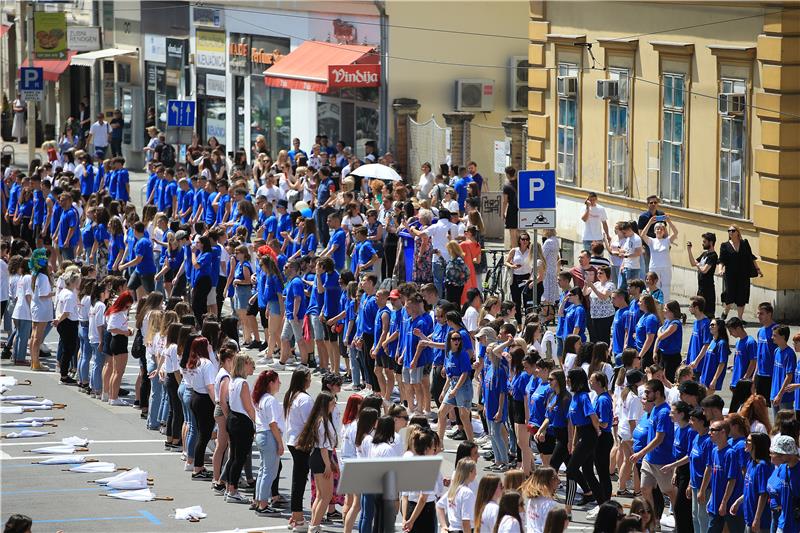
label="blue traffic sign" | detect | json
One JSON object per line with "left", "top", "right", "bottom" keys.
{"left": 167, "top": 100, "right": 196, "bottom": 128}
{"left": 518, "top": 170, "right": 556, "bottom": 210}
{"left": 20, "top": 67, "right": 43, "bottom": 91}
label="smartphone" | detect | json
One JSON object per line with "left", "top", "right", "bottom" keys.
{"left": 655, "top": 215, "right": 667, "bottom": 222}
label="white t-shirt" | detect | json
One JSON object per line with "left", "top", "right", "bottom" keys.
{"left": 479, "top": 501, "right": 499, "bottom": 533}
{"left": 370, "top": 441, "right": 400, "bottom": 458}
{"left": 498, "top": 515, "right": 522, "bottom": 533}
{"left": 106, "top": 311, "right": 129, "bottom": 333}
{"left": 0, "top": 259, "right": 8, "bottom": 302}
{"left": 425, "top": 220, "right": 457, "bottom": 261}
{"left": 526, "top": 496, "right": 558, "bottom": 533}
{"left": 463, "top": 307, "right": 479, "bottom": 333}
{"left": 581, "top": 362, "right": 614, "bottom": 384}
{"left": 563, "top": 352, "right": 578, "bottom": 372}
{"left": 620, "top": 234, "right": 643, "bottom": 270}
{"left": 213, "top": 367, "right": 230, "bottom": 401}
{"left": 30, "top": 274, "right": 54, "bottom": 322}
{"left": 12, "top": 275, "right": 32, "bottom": 321}
{"left": 316, "top": 419, "right": 337, "bottom": 450}
{"left": 341, "top": 422, "right": 357, "bottom": 459}
{"left": 436, "top": 485, "right": 475, "bottom": 531}
{"left": 77, "top": 295, "right": 90, "bottom": 322}
{"left": 356, "top": 432, "right": 373, "bottom": 458}
{"left": 89, "top": 120, "right": 110, "bottom": 147}
{"left": 285, "top": 392, "right": 313, "bottom": 447}
{"left": 190, "top": 358, "right": 217, "bottom": 396}
{"left": 228, "top": 377, "right": 250, "bottom": 416}
{"left": 55, "top": 288, "right": 79, "bottom": 321}
{"left": 256, "top": 393, "right": 286, "bottom": 434}
{"left": 582, "top": 204, "right": 608, "bottom": 241}
{"left": 417, "top": 172, "right": 435, "bottom": 200}
{"left": 647, "top": 236, "right": 672, "bottom": 269}
{"left": 88, "top": 301, "right": 106, "bottom": 343}
{"left": 163, "top": 344, "right": 180, "bottom": 373}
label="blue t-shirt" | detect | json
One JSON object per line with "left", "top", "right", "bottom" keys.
{"left": 301, "top": 233, "right": 318, "bottom": 256}
{"left": 204, "top": 192, "right": 218, "bottom": 225}
{"left": 770, "top": 345, "right": 796, "bottom": 403}
{"left": 265, "top": 275, "right": 282, "bottom": 304}
{"left": 356, "top": 294, "right": 378, "bottom": 337}
{"left": 385, "top": 308, "right": 401, "bottom": 358}
{"left": 161, "top": 180, "right": 177, "bottom": 214}
{"left": 82, "top": 165, "right": 95, "bottom": 195}
{"left": 430, "top": 322, "right": 450, "bottom": 366}
{"left": 357, "top": 240, "right": 377, "bottom": 271}
{"left": 568, "top": 391, "right": 595, "bottom": 426}
{"left": 115, "top": 169, "right": 130, "bottom": 202}
{"left": 632, "top": 413, "right": 651, "bottom": 462}
{"left": 108, "top": 234, "right": 124, "bottom": 271}
{"left": 58, "top": 207, "right": 79, "bottom": 247}
{"left": 658, "top": 319, "right": 683, "bottom": 354}
{"left": 453, "top": 177, "right": 469, "bottom": 213}
{"left": 444, "top": 350, "right": 471, "bottom": 379}
{"left": 17, "top": 199, "right": 32, "bottom": 218}
{"left": 93, "top": 223, "right": 109, "bottom": 247}
{"left": 276, "top": 213, "right": 292, "bottom": 244}
{"left": 743, "top": 460, "right": 773, "bottom": 529}
{"left": 318, "top": 177, "right": 334, "bottom": 205}
{"left": 635, "top": 313, "right": 660, "bottom": 352}
{"left": 775, "top": 462, "right": 800, "bottom": 532}
{"left": 594, "top": 392, "right": 613, "bottom": 433}
{"left": 729, "top": 436, "right": 749, "bottom": 474}
{"left": 303, "top": 273, "right": 320, "bottom": 317}
{"left": 795, "top": 362, "right": 800, "bottom": 411}
{"left": 509, "top": 371, "right": 531, "bottom": 401}
{"left": 555, "top": 292, "right": 573, "bottom": 339}
{"left": 193, "top": 189, "right": 207, "bottom": 219}
{"left": 546, "top": 393, "right": 570, "bottom": 429}
{"left": 756, "top": 323, "right": 778, "bottom": 377}
{"left": 7, "top": 183, "right": 20, "bottom": 215}
{"left": 645, "top": 402, "right": 674, "bottom": 465}
{"left": 626, "top": 300, "right": 643, "bottom": 348}
{"left": 611, "top": 307, "right": 628, "bottom": 355}
{"left": 483, "top": 363, "right": 508, "bottom": 423}
{"left": 405, "top": 313, "right": 433, "bottom": 367}
{"left": 261, "top": 214, "right": 277, "bottom": 241}
{"left": 700, "top": 339, "right": 730, "bottom": 391}
{"left": 689, "top": 432, "right": 713, "bottom": 489}
{"left": 707, "top": 445, "right": 743, "bottom": 515}
{"left": 193, "top": 251, "right": 214, "bottom": 281}
{"left": 146, "top": 172, "right": 159, "bottom": 202}
{"left": 687, "top": 317, "right": 712, "bottom": 365}
{"left": 32, "top": 189, "right": 46, "bottom": 225}
{"left": 134, "top": 237, "right": 157, "bottom": 275}
{"left": 673, "top": 424, "right": 697, "bottom": 461}
{"left": 49, "top": 196, "right": 62, "bottom": 235}
{"left": 529, "top": 382, "right": 552, "bottom": 427}
{"left": 565, "top": 305, "right": 587, "bottom": 342}
{"left": 322, "top": 271, "right": 342, "bottom": 318}
{"left": 177, "top": 188, "right": 193, "bottom": 222}
{"left": 124, "top": 227, "right": 137, "bottom": 261}
{"left": 215, "top": 193, "right": 230, "bottom": 224}
{"left": 731, "top": 336, "right": 757, "bottom": 388}
{"left": 283, "top": 276, "right": 307, "bottom": 321}
{"left": 80, "top": 220, "right": 94, "bottom": 249}
{"left": 107, "top": 170, "right": 118, "bottom": 199}
{"left": 94, "top": 163, "right": 104, "bottom": 192}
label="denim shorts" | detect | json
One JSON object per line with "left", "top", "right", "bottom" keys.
{"left": 267, "top": 299, "right": 280, "bottom": 315}
{"left": 281, "top": 319, "right": 304, "bottom": 342}
{"left": 402, "top": 365, "right": 423, "bottom": 385}
{"left": 234, "top": 285, "right": 252, "bottom": 311}
{"left": 310, "top": 315, "right": 325, "bottom": 341}
{"left": 444, "top": 380, "right": 473, "bottom": 408}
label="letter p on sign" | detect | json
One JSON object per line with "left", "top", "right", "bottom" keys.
{"left": 529, "top": 177, "right": 545, "bottom": 203}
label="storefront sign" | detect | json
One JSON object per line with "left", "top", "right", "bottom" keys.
{"left": 67, "top": 26, "right": 100, "bottom": 51}
{"left": 205, "top": 73, "right": 226, "bottom": 98}
{"left": 193, "top": 7, "right": 223, "bottom": 28}
{"left": 34, "top": 12, "right": 67, "bottom": 59}
{"left": 166, "top": 38, "right": 186, "bottom": 71}
{"left": 228, "top": 34, "right": 249, "bottom": 76}
{"left": 250, "top": 35, "right": 289, "bottom": 74}
{"left": 195, "top": 30, "right": 226, "bottom": 71}
{"left": 144, "top": 34, "right": 167, "bottom": 63}
{"left": 327, "top": 64, "right": 381, "bottom": 89}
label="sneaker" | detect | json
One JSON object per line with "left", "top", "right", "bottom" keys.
{"left": 254, "top": 505, "right": 281, "bottom": 515}
{"left": 270, "top": 361, "right": 286, "bottom": 371}
{"left": 343, "top": 384, "right": 360, "bottom": 391}
{"left": 184, "top": 463, "right": 193, "bottom": 472}
{"left": 326, "top": 510, "right": 343, "bottom": 521}
{"left": 257, "top": 357, "right": 272, "bottom": 365}
{"left": 449, "top": 429, "right": 467, "bottom": 441}
{"left": 292, "top": 522, "right": 308, "bottom": 533}
{"left": 59, "top": 376, "right": 77, "bottom": 385}
{"left": 191, "top": 470, "right": 212, "bottom": 480}
{"left": 118, "top": 387, "right": 130, "bottom": 396}
{"left": 212, "top": 482, "right": 226, "bottom": 495}
{"left": 426, "top": 411, "right": 438, "bottom": 421}
{"left": 101, "top": 393, "right": 109, "bottom": 402}
{"left": 586, "top": 505, "right": 601, "bottom": 519}
{"left": 109, "top": 398, "right": 129, "bottom": 406}
{"left": 225, "top": 491, "right": 251, "bottom": 504}
{"left": 660, "top": 515, "right": 675, "bottom": 529}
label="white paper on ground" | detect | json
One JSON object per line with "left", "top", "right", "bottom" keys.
{"left": 30, "top": 445, "right": 79, "bottom": 455}
{"left": 62, "top": 436, "right": 89, "bottom": 446}
{"left": 106, "top": 488, "right": 156, "bottom": 501}
{"left": 70, "top": 462, "right": 117, "bottom": 473}
{"left": 174, "top": 505, "right": 207, "bottom": 520}
{"left": 36, "top": 455, "right": 86, "bottom": 465}
{"left": 4, "top": 430, "right": 50, "bottom": 438}
{"left": 0, "top": 376, "right": 19, "bottom": 387}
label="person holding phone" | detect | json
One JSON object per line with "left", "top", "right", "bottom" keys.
{"left": 581, "top": 192, "right": 609, "bottom": 251}
{"left": 641, "top": 214, "right": 678, "bottom": 301}
{"left": 637, "top": 195, "right": 665, "bottom": 270}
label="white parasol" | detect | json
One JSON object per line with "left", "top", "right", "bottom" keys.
{"left": 0, "top": 395, "right": 39, "bottom": 401}
{"left": 348, "top": 163, "right": 402, "bottom": 182}
{"left": 174, "top": 505, "right": 207, "bottom": 521}
{"left": 94, "top": 468, "right": 150, "bottom": 490}
{"left": 102, "top": 488, "right": 173, "bottom": 502}
{"left": 1, "top": 406, "right": 24, "bottom": 414}
{"left": 27, "top": 444, "right": 88, "bottom": 454}
{"left": 3, "top": 430, "right": 53, "bottom": 438}
{"left": 62, "top": 436, "right": 90, "bottom": 447}
{"left": 6, "top": 399, "right": 53, "bottom": 406}
{"left": 69, "top": 462, "right": 117, "bottom": 473}
{"left": 34, "top": 455, "right": 88, "bottom": 465}
{"left": 1, "top": 421, "right": 44, "bottom": 428}
{"left": 13, "top": 416, "right": 59, "bottom": 423}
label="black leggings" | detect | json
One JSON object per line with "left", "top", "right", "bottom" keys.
{"left": 430, "top": 365, "right": 446, "bottom": 407}
{"left": 549, "top": 426, "right": 570, "bottom": 474}
{"left": 272, "top": 459, "right": 282, "bottom": 497}
{"left": 56, "top": 319, "right": 79, "bottom": 378}
{"left": 288, "top": 445, "right": 311, "bottom": 513}
{"left": 405, "top": 500, "right": 436, "bottom": 533}
{"left": 190, "top": 390, "right": 215, "bottom": 469}
{"left": 165, "top": 373, "right": 183, "bottom": 441}
{"left": 216, "top": 275, "right": 226, "bottom": 319}
{"left": 566, "top": 424, "right": 601, "bottom": 506}
{"left": 659, "top": 352, "right": 681, "bottom": 383}
{"left": 674, "top": 464, "right": 693, "bottom": 533}
{"left": 192, "top": 275, "right": 212, "bottom": 325}
{"left": 225, "top": 411, "right": 255, "bottom": 490}
{"left": 510, "top": 273, "right": 529, "bottom": 324}
{"left": 594, "top": 431, "right": 614, "bottom": 504}
{"left": 361, "top": 333, "right": 378, "bottom": 392}
{"left": 139, "top": 355, "right": 149, "bottom": 410}
{"left": 589, "top": 315, "right": 613, "bottom": 344}
{"left": 445, "top": 284, "right": 462, "bottom": 307}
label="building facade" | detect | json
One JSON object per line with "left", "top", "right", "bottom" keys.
{"left": 527, "top": 1, "right": 800, "bottom": 319}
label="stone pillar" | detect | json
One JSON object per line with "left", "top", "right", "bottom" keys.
{"left": 502, "top": 115, "right": 528, "bottom": 172}
{"left": 442, "top": 111, "right": 474, "bottom": 168}
{"left": 753, "top": 9, "right": 800, "bottom": 320}
{"left": 391, "top": 98, "right": 421, "bottom": 179}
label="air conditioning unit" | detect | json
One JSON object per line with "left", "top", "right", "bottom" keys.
{"left": 455, "top": 79, "right": 495, "bottom": 112}
{"left": 557, "top": 75, "right": 578, "bottom": 97}
{"left": 719, "top": 93, "right": 745, "bottom": 116}
{"left": 509, "top": 56, "right": 529, "bottom": 111}
{"left": 596, "top": 79, "right": 620, "bottom": 100}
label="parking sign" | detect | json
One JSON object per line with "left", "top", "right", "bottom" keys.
{"left": 19, "top": 67, "right": 43, "bottom": 102}
{"left": 517, "top": 170, "right": 556, "bottom": 229}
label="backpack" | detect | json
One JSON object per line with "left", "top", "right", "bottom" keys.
{"left": 130, "top": 329, "right": 145, "bottom": 359}
{"left": 160, "top": 143, "right": 176, "bottom": 168}
{"left": 445, "top": 257, "right": 469, "bottom": 286}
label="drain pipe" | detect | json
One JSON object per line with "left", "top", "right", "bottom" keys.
{"left": 374, "top": 0, "right": 388, "bottom": 155}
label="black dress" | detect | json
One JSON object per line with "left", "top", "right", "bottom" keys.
{"left": 719, "top": 239, "right": 755, "bottom": 307}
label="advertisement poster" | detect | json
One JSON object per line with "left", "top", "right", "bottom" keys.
{"left": 34, "top": 12, "right": 67, "bottom": 59}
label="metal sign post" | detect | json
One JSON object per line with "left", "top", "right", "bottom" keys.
{"left": 518, "top": 170, "right": 557, "bottom": 308}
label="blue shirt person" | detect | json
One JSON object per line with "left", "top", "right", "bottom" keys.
{"left": 57, "top": 197, "right": 80, "bottom": 250}
{"left": 687, "top": 314, "right": 712, "bottom": 367}
{"left": 729, "top": 327, "right": 757, "bottom": 389}
{"left": 703, "top": 423, "right": 744, "bottom": 529}
{"left": 769, "top": 328, "right": 796, "bottom": 407}
{"left": 700, "top": 326, "right": 730, "bottom": 392}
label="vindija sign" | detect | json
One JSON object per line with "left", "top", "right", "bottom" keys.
{"left": 327, "top": 64, "right": 380, "bottom": 89}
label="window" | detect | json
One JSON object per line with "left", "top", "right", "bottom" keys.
{"left": 659, "top": 73, "right": 685, "bottom": 204}
{"left": 719, "top": 78, "right": 746, "bottom": 217}
{"left": 607, "top": 68, "right": 629, "bottom": 193}
{"left": 557, "top": 63, "right": 578, "bottom": 183}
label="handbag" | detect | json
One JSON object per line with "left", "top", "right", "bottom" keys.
{"left": 130, "top": 329, "right": 145, "bottom": 360}
{"left": 744, "top": 240, "right": 759, "bottom": 278}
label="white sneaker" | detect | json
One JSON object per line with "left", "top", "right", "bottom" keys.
{"left": 101, "top": 393, "right": 109, "bottom": 402}
{"left": 184, "top": 462, "right": 193, "bottom": 472}
{"left": 257, "top": 357, "right": 271, "bottom": 365}
{"left": 586, "top": 505, "right": 601, "bottom": 519}
{"left": 270, "top": 361, "right": 286, "bottom": 370}
{"left": 109, "top": 398, "right": 128, "bottom": 406}
{"left": 660, "top": 515, "right": 675, "bottom": 529}
{"left": 343, "top": 384, "right": 359, "bottom": 391}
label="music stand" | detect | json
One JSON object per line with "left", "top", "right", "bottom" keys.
{"left": 338, "top": 456, "right": 442, "bottom": 533}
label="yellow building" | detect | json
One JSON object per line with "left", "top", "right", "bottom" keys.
{"left": 528, "top": 1, "right": 800, "bottom": 319}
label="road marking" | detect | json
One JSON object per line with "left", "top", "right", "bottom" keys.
{"left": 33, "top": 509, "right": 161, "bottom": 525}
{"left": 2, "top": 439, "right": 163, "bottom": 447}
{"left": 2, "top": 486, "right": 105, "bottom": 495}
{"left": 2, "top": 451, "right": 177, "bottom": 461}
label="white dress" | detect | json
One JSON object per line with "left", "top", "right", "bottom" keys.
{"left": 542, "top": 236, "right": 560, "bottom": 303}
{"left": 12, "top": 99, "right": 25, "bottom": 140}
{"left": 30, "top": 274, "right": 54, "bottom": 323}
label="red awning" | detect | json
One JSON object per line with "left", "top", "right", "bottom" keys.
{"left": 21, "top": 51, "right": 77, "bottom": 82}
{"left": 264, "top": 41, "right": 378, "bottom": 93}
{"left": 0, "top": 24, "right": 11, "bottom": 38}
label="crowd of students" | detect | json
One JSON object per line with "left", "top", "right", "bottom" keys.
{"left": 2, "top": 137, "right": 800, "bottom": 533}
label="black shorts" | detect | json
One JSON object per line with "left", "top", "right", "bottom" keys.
{"left": 309, "top": 448, "right": 329, "bottom": 474}
{"left": 376, "top": 351, "right": 393, "bottom": 369}
{"left": 508, "top": 397, "right": 526, "bottom": 425}
{"left": 164, "top": 269, "right": 177, "bottom": 283}
{"left": 423, "top": 364, "right": 432, "bottom": 376}
{"left": 246, "top": 302, "right": 259, "bottom": 316}
{"left": 505, "top": 211, "right": 519, "bottom": 230}
{"left": 322, "top": 322, "right": 337, "bottom": 342}
{"left": 128, "top": 271, "right": 155, "bottom": 292}
{"left": 535, "top": 431, "right": 556, "bottom": 455}
{"left": 110, "top": 334, "right": 128, "bottom": 355}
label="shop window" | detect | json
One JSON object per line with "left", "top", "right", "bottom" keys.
{"left": 606, "top": 68, "right": 629, "bottom": 194}
{"left": 356, "top": 106, "right": 379, "bottom": 158}
{"left": 556, "top": 63, "right": 578, "bottom": 184}
{"left": 719, "top": 78, "right": 746, "bottom": 218}
{"left": 250, "top": 77, "right": 290, "bottom": 156}
{"left": 659, "top": 73, "right": 685, "bottom": 205}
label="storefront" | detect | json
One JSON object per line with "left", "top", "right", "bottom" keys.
{"left": 194, "top": 29, "right": 226, "bottom": 144}
{"left": 143, "top": 34, "right": 188, "bottom": 133}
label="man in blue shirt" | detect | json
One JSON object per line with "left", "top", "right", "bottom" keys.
{"left": 214, "top": 180, "right": 230, "bottom": 225}
{"left": 31, "top": 175, "right": 46, "bottom": 246}
{"left": 754, "top": 302, "right": 777, "bottom": 402}
{"left": 725, "top": 317, "right": 757, "bottom": 412}
{"left": 467, "top": 161, "right": 483, "bottom": 195}
{"left": 630, "top": 379, "right": 675, "bottom": 522}
{"left": 260, "top": 201, "right": 277, "bottom": 242}
{"left": 160, "top": 168, "right": 178, "bottom": 217}
{"left": 315, "top": 167, "right": 337, "bottom": 247}
{"left": 176, "top": 178, "right": 194, "bottom": 224}
{"left": 405, "top": 292, "right": 433, "bottom": 415}
{"left": 114, "top": 157, "right": 130, "bottom": 204}
{"left": 118, "top": 222, "right": 157, "bottom": 297}
{"left": 354, "top": 274, "right": 379, "bottom": 390}
{"left": 452, "top": 166, "right": 471, "bottom": 215}
{"left": 770, "top": 325, "right": 796, "bottom": 414}
{"left": 275, "top": 199, "right": 291, "bottom": 244}
{"left": 624, "top": 279, "right": 645, "bottom": 349}
{"left": 57, "top": 192, "right": 80, "bottom": 260}
{"left": 5, "top": 170, "right": 22, "bottom": 236}
{"left": 554, "top": 271, "right": 573, "bottom": 357}
{"left": 322, "top": 212, "right": 347, "bottom": 271}
{"left": 274, "top": 260, "right": 308, "bottom": 370}
{"left": 352, "top": 226, "right": 378, "bottom": 278}
{"left": 145, "top": 162, "right": 161, "bottom": 204}
{"left": 687, "top": 296, "right": 712, "bottom": 372}
{"left": 701, "top": 419, "right": 744, "bottom": 533}
{"left": 287, "top": 137, "right": 307, "bottom": 165}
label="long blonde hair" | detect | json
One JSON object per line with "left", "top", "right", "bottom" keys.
{"left": 519, "top": 466, "right": 557, "bottom": 499}
{"left": 159, "top": 310, "right": 179, "bottom": 338}
{"left": 448, "top": 459, "right": 476, "bottom": 502}
{"left": 472, "top": 474, "right": 501, "bottom": 533}
{"left": 144, "top": 310, "right": 163, "bottom": 346}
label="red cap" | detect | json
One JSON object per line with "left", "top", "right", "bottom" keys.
{"left": 389, "top": 289, "right": 401, "bottom": 299}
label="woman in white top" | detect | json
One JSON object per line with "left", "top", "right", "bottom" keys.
{"left": 346, "top": 406, "right": 381, "bottom": 533}
{"left": 87, "top": 284, "right": 108, "bottom": 397}
{"left": 584, "top": 265, "right": 616, "bottom": 344}
{"left": 472, "top": 474, "right": 503, "bottom": 533}
{"left": 284, "top": 367, "right": 314, "bottom": 530}
{"left": 76, "top": 280, "right": 94, "bottom": 389}
{"left": 159, "top": 323, "right": 183, "bottom": 448}
{"left": 225, "top": 354, "right": 257, "bottom": 504}
{"left": 505, "top": 231, "right": 533, "bottom": 324}
{"left": 141, "top": 310, "right": 164, "bottom": 423}
{"left": 253, "top": 369, "right": 286, "bottom": 514}
{"left": 401, "top": 429, "right": 439, "bottom": 533}
{"left": 10, "top": 259, "right": 32, "bottom": 365}
{"left": 436, "top": 458, "right": 477, "bottom": 533}
{"left": 183, "top": 336, "right": 218, "bottom": 479}
{"left": 54, "top": 271, "right": 81, "bottom": 384}
{"left": 210, "top": 348, "right": 236, "bottom": 492}
{"left": 367, "top": 416, "right": 403, "bottom": 533}
{"left": 29, "top": 259, "right": 54, "bottom": 371}
{"left": 417, "top": 163, "right": 435, "bottom": 201}
{"left": 104, "top": 291, "right": 134, "bottom": 405}
{"left": 641, "top": 215, "right": 678, "bottom": 302}
{"left": 520, "top": 467, "right": 559, "bottom": 533}
{"left": 495, "top": 492, "right": 524, "bottom": 533}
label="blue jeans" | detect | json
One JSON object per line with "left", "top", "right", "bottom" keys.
{"left": 692, "top": 488, "right": 710, "bottom": 533}
{"left": 708, "top": 511, "right": 745, "bottom": 533}
{"left": 13, "top": 319, "right": 32, "bottom": 363}
{"left": 146, "top": 360, "right": 164, "bottom": 430}
{"left": 77, "top": 324, "right": 91, "bottom": 383}
{"left": 618, "top": 267, "right": 642, "bottom": 291}
{"left": 158, "top": 390, "right": 169, "bottom": 424}
{"left": 180, "top": 382, "right": 198, "bottom": 459}
{"left": 432, "top": 258, "right": 445, "bottom": 298}
{"left": 488, "top": 420, "right": 509, "bottom": 463}
{"left": 255, "top": 430, "right": 279, "bottom": 502}
{"left": 582, "top": 240, "right": 595, "bottom": 252}
{"left": 349, "top": 345, "right": 363, "bottom": 387}
{"left": 359, "top": 494, "right": 376, "bottom": 533}
{"left": 89, "top": 342, "right": 104, "bottom": 392}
